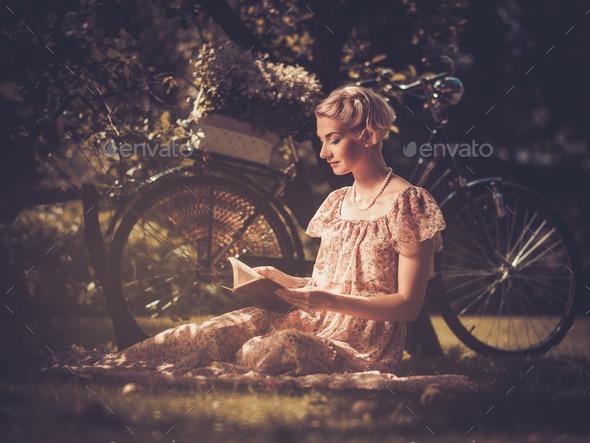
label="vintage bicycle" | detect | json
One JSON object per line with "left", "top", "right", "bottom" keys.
{"left": 104, "top": 56, "right": 582, "bottom": 356}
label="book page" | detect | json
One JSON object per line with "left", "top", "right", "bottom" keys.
{"left": 228, "top": 257, "right": 262, "bottom": 289}
{"left": 210, "top": 257, "right": 295, "bottom": 312}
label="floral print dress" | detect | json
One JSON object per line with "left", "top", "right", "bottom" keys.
{"left": 41, "top": 186, "right": 475, "bottom": 392}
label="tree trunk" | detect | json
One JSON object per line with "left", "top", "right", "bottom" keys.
{"left": 195, "top": 0, "right": 267, "bottom": 53}
{"left": 81, "top": 184, "right": 148, "bottom": 349}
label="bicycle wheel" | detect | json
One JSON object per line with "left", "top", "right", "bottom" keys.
{"left": 110, "top": 174, "right": 301, "bottom": 336}
{"left": 434, "top": 181, "right": 580, "bottom": 356}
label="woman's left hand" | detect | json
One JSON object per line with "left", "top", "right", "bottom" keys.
{"left": 274, "top": 287, "right": 335, "bottom": 314}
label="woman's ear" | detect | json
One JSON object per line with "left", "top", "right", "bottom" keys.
{"left": 362, "top": 131, "right": 373, "bottom": 146}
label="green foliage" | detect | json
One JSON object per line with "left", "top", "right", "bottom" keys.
{"left": 0, "top": 203, "right": 109, "bottom": 316}
{"left": 0, "top": 0, "right": 474, "bottom": 200}
{"left": 0, "top": 0, "right": 150, "bottom": 196}
{"left": 231, "top": 0, "right": 316, "bottom": 65}
{"left": 403, "top": 0, "right": 469, "bottom": 49}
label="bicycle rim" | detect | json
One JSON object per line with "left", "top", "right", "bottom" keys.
{"left": 436, "top": 181, "right": 579, "bottom": 355}
{"left": 110, "top": 174, "right": 299, "bottom": 336}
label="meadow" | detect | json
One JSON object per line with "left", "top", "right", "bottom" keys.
{"left": 2, "top": 315, "right": 589, "bottom": 442}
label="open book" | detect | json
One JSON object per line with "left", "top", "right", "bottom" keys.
{"left": 213, "top": 257, "right": 296, "bottom": 312}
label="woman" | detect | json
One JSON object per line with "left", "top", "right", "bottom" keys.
{"left": 42, "top": 86, "right": 474, "bottom": 392}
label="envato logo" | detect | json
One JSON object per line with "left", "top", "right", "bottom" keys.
{"left": 403, "top": 141, "right": 493, "bottom": 158}
{"left": 103, "top": 140, "right": 194, "bottom": 158}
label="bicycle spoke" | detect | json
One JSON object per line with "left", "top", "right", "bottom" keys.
{"left": 130, "top": 216, "right": 196, "bottom": 263}
{"left": 516, "top": 281, "right": 554, "bottom": 340}
{"left": 516, "top": 273, "right": 572, "bottom": 297}
{"left": 456, "top": 281, "right": 498, "bottom": 317}
{"left": 444, "top": 235, "right": 494, "bottom": 268}
{"left": 510, "top": 278, "right": 534, "bottom": 349}
{"left": 516, "top": 276, "right": 567, "bottom": 312}
{"left": 506, "top": 197, "right": 520, "bottom": 255}
{"left": 139, "top": 278, "right": 196, "bottom": 330}
{"left": 439, "top": 268, "right": 496, "bottom": 279}
{"left": 465, "top": 283, "right": 498, "bottom": 341}
{"left": 493, "top": 207, "right": 508, "bottom": 256}
{"left": 450, "top": 215, "right": 498, "bottom": 267}
{"left": 512, "top": 278, "right": 553, "bottom": 342}
{"left": 122, "top": 274, "right": 186, "bottom": 290}
{"left": 131, "top": 286, "right": 185, "bottom": 318}
{"left": 119, "top": 265, "right": 194, "bottom": 280}
{"left": 494, "top": 281, "right": 506, "bottom": 348}
{"left": 506, "top": 206, "right": 536, "bottom": 260}
{"left": 167, "top": 283, "right": 194, "bottom": 324}
{"left": 512, "top": 222, "right": 553, "bottom": 267}
{"left": 446, "top": 273, "right": 495, "bottom": 300}
{"left": 516, "top": 239, "right": 567, "bottom": 271}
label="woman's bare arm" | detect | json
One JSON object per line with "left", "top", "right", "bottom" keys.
{"left": 276, "top": 239, "right": 434, "bottom": 322}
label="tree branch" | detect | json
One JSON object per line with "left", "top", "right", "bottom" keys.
{"left": 193, "top": 0, "right": 267, "bottom": 53}
{"left": 309, "top": 0, "right": 364, "bottom": 92}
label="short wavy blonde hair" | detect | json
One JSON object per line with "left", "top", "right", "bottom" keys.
{"left": 314, "top": 85, "right": 396, "bottom": 148}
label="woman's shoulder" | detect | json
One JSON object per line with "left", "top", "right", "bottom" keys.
{"left": 393, "top": 184, "right": 435, "bottom": 201}
{"left": 329, "top": 186, "right": 350, "bottom": 198}
{"left": 320, "top": 186, "right": 350, "bottom": 209}
{"left": 388, "top": 185, "right": 446, "bottom": 246}
{"left": 393, "top": 185, "right": 440, "bottom": 212}
{"left": 304, "top": 187, "right": 347, "bottom": 237}
{"left": 373, "top": 177, "right": 431, "bottom": 217}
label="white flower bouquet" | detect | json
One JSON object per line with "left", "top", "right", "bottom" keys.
{"left": 187, "top": 40, "right": 323, "bottom": 139}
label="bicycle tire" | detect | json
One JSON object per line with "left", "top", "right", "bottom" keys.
{"left": 433, "top": 180, "right": 581, "bottom": 356}
{"left": 109, "top": 174, "right": 302, "bottom": 336}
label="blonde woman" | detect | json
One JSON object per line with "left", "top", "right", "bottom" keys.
{"left": 253, "top": 85, "right": 451, "bottom": 376}
{"left": 42, "top": 85, "right": 474, "bottom": 392}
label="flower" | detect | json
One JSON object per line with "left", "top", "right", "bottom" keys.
{"left": 184, "top": 40, "right": 323, "bottom": 138}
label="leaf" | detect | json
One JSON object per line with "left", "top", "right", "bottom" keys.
{"left": 371, "top": 54, "right": 387, "bottom": 64}
{"left": 0, "top": 81, "right": 23, "bottom": 101}
{"left": 285, "top": 35, "right": 297, "bottom": 47}
{"left": 105, "top": 48, "right": 123, "bottom": 59}
{"left": 160, "top": 111, "right": 171, "bottom": 128}
{"left": 91, "top": 48, "right": 105, "bottom": 62}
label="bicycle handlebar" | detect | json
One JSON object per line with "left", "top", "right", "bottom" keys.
{"left": 421, "top": 55, "right": 455, "bottom": 75}
{"left": 358, "top": 70, "right": 450, "bottom": 94}
{"left": 355, "top": 55, "right": 455, "bottom": 96}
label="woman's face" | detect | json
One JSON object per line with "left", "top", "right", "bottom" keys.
{"left": 316, "top": 116, "right": 367, "bottom": 175}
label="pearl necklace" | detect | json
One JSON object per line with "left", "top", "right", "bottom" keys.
{"left": 352, "top": 167, "right": 394, "bottom": 211}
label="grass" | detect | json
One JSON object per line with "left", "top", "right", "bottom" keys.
{"left": 1, "top": 316, "right": 589, "bottom": 442}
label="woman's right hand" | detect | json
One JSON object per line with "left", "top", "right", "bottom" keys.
{"left": 252, "top": 266, "right": 301, "bottom": 289}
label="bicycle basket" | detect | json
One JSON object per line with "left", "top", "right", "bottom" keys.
{"left": 195, "top": 114, "right": 280, "bottom": 166}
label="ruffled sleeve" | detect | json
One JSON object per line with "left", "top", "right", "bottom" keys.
{"left": 392, "top": 186, "right": 446, "bottom": 255}
{"left": 305, "top": 189, "right": 343, "bottom": 238}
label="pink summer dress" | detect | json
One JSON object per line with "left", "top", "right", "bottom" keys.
{"left": 41, "top": 186, "right": 475, "bottom": 392}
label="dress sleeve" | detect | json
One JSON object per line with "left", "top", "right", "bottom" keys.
{"left": 393, "top": 186, "right": 446, "bottom": 254}
{"left": 304, "top": 189, "right": 342, "bottom": 238}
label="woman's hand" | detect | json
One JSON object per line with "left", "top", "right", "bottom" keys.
{"left": 252, "top": 266, "right": 302, "bottom": 289}
{"left": 274, "top": 287, "right": 335, "bottom": 314}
